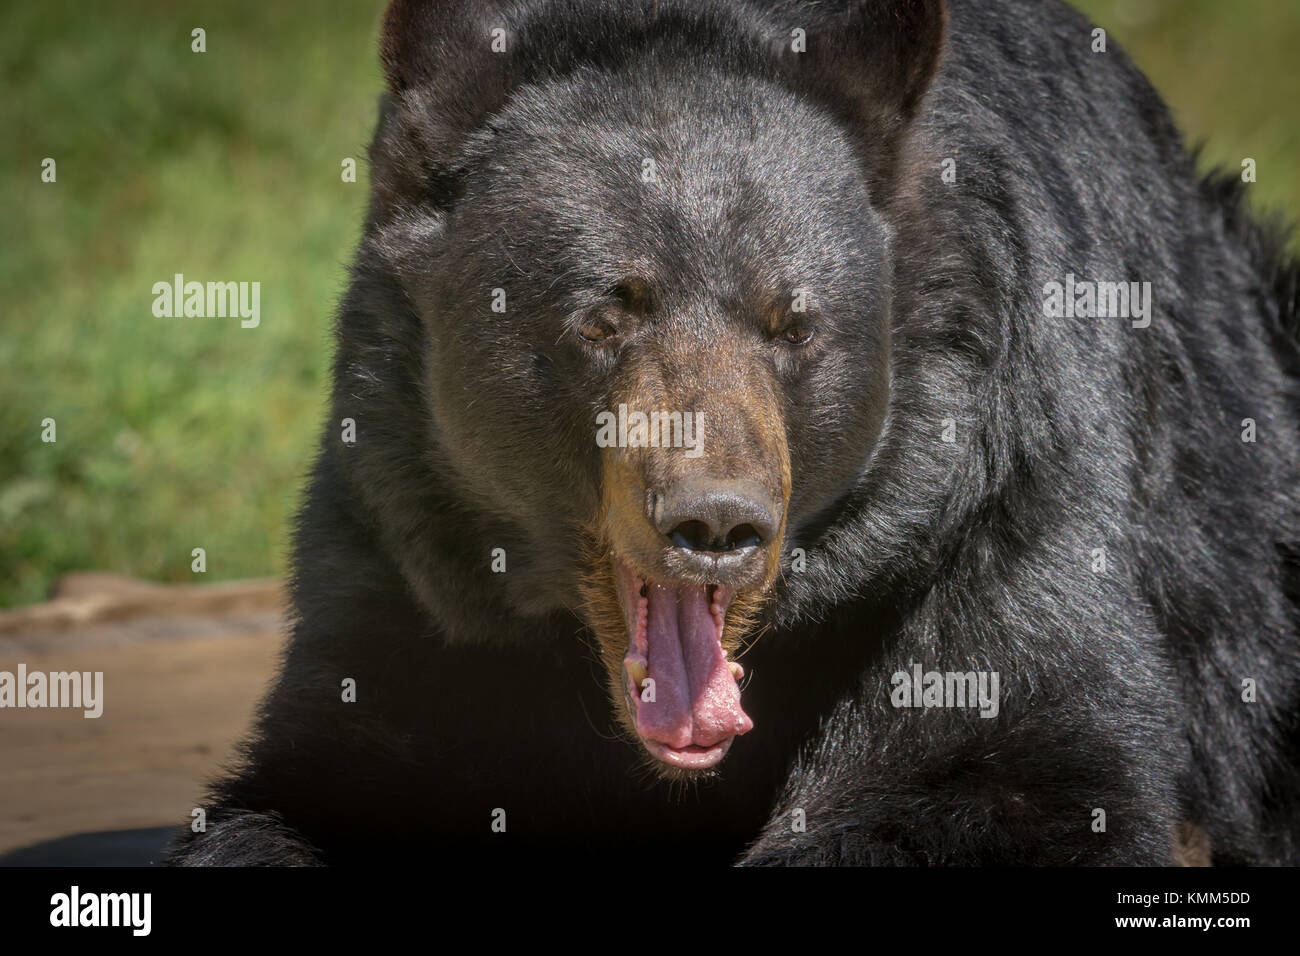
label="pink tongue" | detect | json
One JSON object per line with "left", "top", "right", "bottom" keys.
{"left": 636, "top": 583, "right": 753, "bottom": 749}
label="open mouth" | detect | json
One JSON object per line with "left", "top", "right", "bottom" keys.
{"left": 614, "top": 558, "right": 753, "bottom": 770}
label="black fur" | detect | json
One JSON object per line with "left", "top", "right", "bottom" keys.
{"left": 169, "top": 0, "right": 1300, "bottom": 866}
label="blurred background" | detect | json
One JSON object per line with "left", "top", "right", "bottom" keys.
{"left": 2, "top": 0, "right": 1299, "bottom": 608}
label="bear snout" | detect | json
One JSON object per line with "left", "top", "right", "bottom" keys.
{"left": 650, "top": 477, "right": 780, "bottom": 589}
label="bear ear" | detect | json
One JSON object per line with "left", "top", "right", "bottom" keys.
{"left": 375, "top": 0, "right": 523, "bottom": 209}
{"left": 381, "top": 0, "right": 513, "bottom": 95}
{"left": 773, "top": 0, "right": 948, "bottom": 196}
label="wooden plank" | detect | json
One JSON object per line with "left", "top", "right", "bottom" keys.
{"left": 0, "top": 579, "right": 285, "bottom": 857}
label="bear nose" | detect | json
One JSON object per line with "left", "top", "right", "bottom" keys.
{"left": 652, "top": 478, "right": 778, "bottom": 554}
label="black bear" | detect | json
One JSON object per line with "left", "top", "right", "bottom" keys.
{"left": 171, "top": 0, "right": 1300, "bottom": 865}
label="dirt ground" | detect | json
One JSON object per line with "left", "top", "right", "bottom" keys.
{"left": 0, "top": 575, "right": 286, "bottom": 860}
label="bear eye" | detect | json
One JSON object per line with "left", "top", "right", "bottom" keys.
{"left": 577, "top": 315, "right": 618, "bottom": 343}
{"left": 782, "top": 324, "right": 814, "bottom": 346}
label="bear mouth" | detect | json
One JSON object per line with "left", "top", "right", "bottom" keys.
{"left": 613, "top": 558, "right": 753, "bottom": 770}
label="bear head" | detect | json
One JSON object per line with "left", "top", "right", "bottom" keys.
{"left": 352, "top": 0, "right": 946, "bottom": 775}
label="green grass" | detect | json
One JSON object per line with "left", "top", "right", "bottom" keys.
{"left": 0, "top": 0, "right": 386, "bottom": 605}
{"left": 2, "top": 0, "right": 1297, "bottom": 606}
